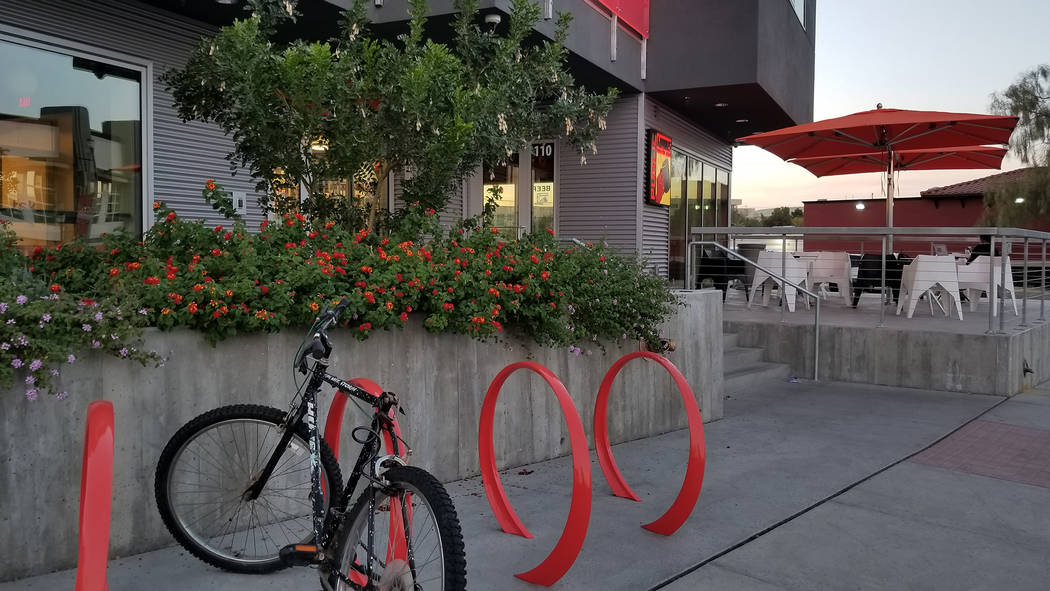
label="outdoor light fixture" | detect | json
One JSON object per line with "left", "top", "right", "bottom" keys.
{"left": 374, "top": 0, "right": 384, "bottom": 6}
{"left": 310, "top": 138, "right": 329, "bottom": 152}
{"left": 215, "top": 0, "right": 236, "bottom": 4}
{"left": 855, "top": 202, "right": 866, "bottom": 210}
{"left": 715, "top": 102, "right": 729, "bottom": 108}
{"left": 736, "top": 118, "right": 749, "bottom": 123}
{"left": 1015, "top": 197, "right": 1025, "bottom": 204}
{"left": 484, "top": 13, "right": 502, "bottom": 26}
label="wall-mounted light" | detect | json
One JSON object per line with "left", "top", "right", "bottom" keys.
{"left": 735, "top": 118, "right": 749, "bottom": 124}
{"left": 855, "top": 202, "right": 866, "bottom": 210}
{"left": 1015, "top": 196, "right": 1025, "bottom": 204}
{"left": 374, "top": 0, "right": 384, "bottom": 6}
{"left": 484, "top": 13, "right": 502, "bottom": 26}
{"left": 714, "top": 102, "right": 729, "bottom": 108}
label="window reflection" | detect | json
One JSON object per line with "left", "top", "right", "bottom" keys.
{"left": 668, "top": 151, "right": 687, "bottom": 287}
{"left": 483, "top": 154, "right": 519, "bottom": 233}
{"left": 531, "top": 142, "right": 555, "bottom": 234}
{"left": 0, "top": 39, "right": 142, "bottom": 251}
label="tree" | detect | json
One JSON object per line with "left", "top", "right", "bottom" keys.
{"left": 763, "top": 206, "right": 795, "bottom": 227}
{"left": 983, "top": 65, "right": 1050, "bottom": 226}
{"left": 163, "top": 0, "right": 616, "bottom": 228}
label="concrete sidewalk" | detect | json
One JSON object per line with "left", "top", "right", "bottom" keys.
{"left": 3, "top": 380, "right": 1049, "bottom": 590}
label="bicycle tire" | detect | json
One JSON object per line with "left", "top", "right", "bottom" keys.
{"left": 326, "top": 466, "right": 466, "bottom": 591}
{"left": 155, "top": 404, "right": 344, "bottom": 573}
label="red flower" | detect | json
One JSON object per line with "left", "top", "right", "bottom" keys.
{"left": 165, "top": 211, "right": 176, "bottom": 222}
{"left": 385, "top": 301, "right": 394, "bottom": 310}
{"left": 358, "top": 322, "right": 372, "bottom": 331}
{"left": 206, "top": 181, "right": 216, "bottom": 191}
{"left": 80, "top": 298, "right": 96, "bottom": 306}
{"left": 193, "top": 283, "right": 205, "bottom": 292}
{"left": 540, "top": 271, "right": 550, "bottom": 280}
{"left": 259, "top": 285, "right": 269, "bottom": 294}
{"left": 166, "top": 272, "right": 176, "bottom": 280}
{"left": 490, "top": 227, "right": 499, "bottom": 233}
{"left": 546, "top": 227, "right": 554, "bottom": 235}
{"left": 400, "top": 312, "right": 408, "bottom": 322}
{"left": 530, "top": 254, "right": 540, "bottom": 264}
{"left": 361, "top": 265, "right": 373, "bottom": 274}
{"left": 188, "top": 302, "right": 198, "bottom": 314}
{"left": 211, "top": 248, "right": 222, "bottom": 256}
{"left": 49, "top": 283, "right": 61, "bottom": 293}
{"left": 443, "top": 302, "right": 454, "bottom": 311}
{"left": 144, "top": 276, "right": 160, "bottom": 285}
{"left": 225, "top": 290, "right": 233, "bottom": 298}
{"left": 153, "top": 201, "right": 161, "bottom": 210}
{"left": 109, "top": 268, "right": 120, "bottom": 277}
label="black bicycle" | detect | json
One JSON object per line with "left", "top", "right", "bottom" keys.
{"left": 154, "top": 298, "right": 466, "bottom": 590}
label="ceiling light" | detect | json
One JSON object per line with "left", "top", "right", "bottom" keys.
{"left": 215, "top": 0, "right": 236, "bottom": 4}
{"left": 855, "top": 202, "right": 866, "bottom": 210}
{"left": 715, "top": 102, "right": 729, "bottom": 108}
{"left": 735, "top": 118, "right": 749, "bottom": 124}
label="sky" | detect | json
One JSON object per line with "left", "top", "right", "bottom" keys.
{"left": 733, "top": 0, "right": 1050, "bottom": 209}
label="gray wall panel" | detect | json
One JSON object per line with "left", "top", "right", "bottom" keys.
{"left": 0, "top": 0, "right": 267, "bottom": 230}
{"left": 556, "top": 94, "right": 642, "bottom": 252}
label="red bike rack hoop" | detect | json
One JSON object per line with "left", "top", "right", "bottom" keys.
{"left": 478, "top": 361, "right": 592, "bottom": 587}
{"left": 323, "top": 377, "right": 405, "bottom": 460}
{"left": 593, "top": 351, "right": 706, "bottom": 536}
{"left": 76, "top": 400, "right": 115, "bottom": 591}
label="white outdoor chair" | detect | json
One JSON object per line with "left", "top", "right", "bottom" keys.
{"left": 956, "top": 255, "right": 1019, "bottom": 316}
{"left": 748, "top": 251, "right": 811, "bottom": 312}
{"left": 807, "top": 251, "right": 853, "bottom": 306}
{"left": 896, "top": 255, "right": 964, "bottom": 320}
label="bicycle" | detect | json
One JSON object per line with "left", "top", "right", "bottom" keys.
{"left": 154, "top": 298, "right": 467, "bottom": 590}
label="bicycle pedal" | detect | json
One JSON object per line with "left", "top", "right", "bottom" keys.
{"left": 279, "top": 544, "right": 320, "bottom": 566}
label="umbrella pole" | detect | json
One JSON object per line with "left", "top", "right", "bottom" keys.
{"left": 886, "top": 149, "right": 895, "bottom": 254}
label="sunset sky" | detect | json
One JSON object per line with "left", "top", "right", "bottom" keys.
{"left": 732, "top": 0, "right": 1050, "bottom": 209}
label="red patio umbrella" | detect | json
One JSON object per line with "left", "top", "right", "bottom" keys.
{"left": 737, "top": 106, "right": 1018, "bottom": 231}
{"left": 789, "top": 145, "right": 1008, "bottom": 178}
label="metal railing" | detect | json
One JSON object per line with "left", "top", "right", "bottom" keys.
{"left": 687, "top": 240, "right": 821, "bottom": 381}
{"left": 687, "top": 226, "right": 1050, "bottom": 335}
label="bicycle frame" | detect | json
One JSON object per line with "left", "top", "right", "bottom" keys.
{"left": 249, "top": 349, "right": 412, "bottom": 589}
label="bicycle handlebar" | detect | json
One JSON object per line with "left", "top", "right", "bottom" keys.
{"left": 296, "top": 296, "right": 350, "bottom": 373}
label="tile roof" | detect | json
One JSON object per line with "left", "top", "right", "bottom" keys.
{"left": 920, "top": 168, "right": 1034, "bottom": 197}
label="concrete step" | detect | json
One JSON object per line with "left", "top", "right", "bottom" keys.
{"left": 725, "top": 361, "right": 793, "bottom": 394}
{"left": 723, "top": 346, "right": 766, "bottom": 374}
{"left": 724, "top": 331, "right": 740, "bottom": 349}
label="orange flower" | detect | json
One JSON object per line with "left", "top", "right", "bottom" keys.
{"left": 161, "top": 308, "right": 173, "bottom": 315}
{"left": 310, "top": 302, "right": 320, "bottom": 311}
{"left": 225, "top": 289, "right": 233, "bottom": 298}
{"left": 49, "top": 283, "right": 61, "bottom": 293}
{"left": 153, "top": 201, "right": 161, "bottom": 210}
{"left": 385, "top": 301, "right": 394, "bottom": 310}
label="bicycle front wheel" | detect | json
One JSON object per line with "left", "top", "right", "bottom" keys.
{"left": 327, "top": 466, "right": 466, "bottom": 591}
{"left": 155, "top": 404, "right": 343, "bottom": 573}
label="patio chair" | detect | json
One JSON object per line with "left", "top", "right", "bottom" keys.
{"left": 956, "top": 255, "right": 1018, "bottom": 316}
{"left": 851, "top": 254, "right": 903, "bottom": 307}
{"left": 807, "top": 251, "right": 853, "bottom": 306}
{"left": 696, "top": 247, "right": 749, "bottom": 300}
{"left": 748, "top": 251, "right": 810, "bottom": 312}
{"left": 896, "top": 255, "right": 964, "bottom": 320}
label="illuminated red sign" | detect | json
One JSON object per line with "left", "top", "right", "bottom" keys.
{"left": 592, "top": 0, "right": 650, "bottom": 38}
{"left": 646, "top": 130, "right": 672, "bottom": 206}
{"left": 19, "top": 96, "right": 31, "bottom": 107}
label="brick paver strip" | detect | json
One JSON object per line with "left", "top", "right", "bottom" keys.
{"left": 910, "top": 420, "right": 1050, "bottom": 489}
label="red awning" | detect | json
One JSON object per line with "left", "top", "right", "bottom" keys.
{"left": 790, "top": 146, "right": 1008, "bottom": 177}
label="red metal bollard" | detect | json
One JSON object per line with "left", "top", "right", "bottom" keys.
{"left": 593, "top": 352, "right": 706, "bottom": 536}
{"left": 478, "top": 361, "right": 592, "bottom": 586}
{"left": 75, "top": 401, "right": 115, "bottom": 591}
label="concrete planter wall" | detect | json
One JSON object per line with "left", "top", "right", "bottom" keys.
{"left": 726, "top": 318, "right": 1050, "bottom": 395}
{"left": 0, "top": 291, "right": 722, "bottom": 581}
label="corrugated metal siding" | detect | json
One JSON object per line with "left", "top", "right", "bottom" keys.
{"left": 557, "top": 94, "right": 642, "bottom": 252}
{"left": 642, "top": 96, "right": 734, "bottom": 277}
{"left": 0, "top": 0, "right": 266, "bottom": 230}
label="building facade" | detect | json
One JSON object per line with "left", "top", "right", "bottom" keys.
{"left": 0, "top": 0, "right": 815, "bottom": 287}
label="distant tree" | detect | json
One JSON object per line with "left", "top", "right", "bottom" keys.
{"left": 731, "top": 208, "right": 762, "bottom": 227}
{"left": 763, "top": 206, "right": 795, "bottom": 227}
{"left": 982, "top": 65, "right": 1050, "bottom": 226}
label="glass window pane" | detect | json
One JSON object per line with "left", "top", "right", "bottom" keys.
{"left": 668, "top": 151, "right": 687, "bottom": 288}
{"left": 686, "top": 157, "right": 703, "bottom": 236}
{"left": 483, "top": 154, "right": 518, "bottom": 232}
{"left": 531, "top": 142, "right": 555, "bottom": 234}
{"left": 717, "top": 169, "right": 730, "bottom": 227}
{"left": 702, "top": 164, "right": 716, "bottom": 226}
{"left": 1, "top": 39, "right": 141, "bottom": 251}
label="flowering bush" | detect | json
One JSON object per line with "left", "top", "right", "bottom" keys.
{"left": 0, "top": 223, "right": 158, "bottom": 400}
{"left": 26, "top": 182, "right": 677, "bottom": 352}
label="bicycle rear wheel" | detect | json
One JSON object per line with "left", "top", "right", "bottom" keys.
{"left": 327, "top": 466, "right": 466, "bottom": 591}
{"left": 155, "top": 404, "right": 343, "bottom": 573}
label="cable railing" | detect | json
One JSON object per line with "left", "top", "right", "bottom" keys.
{"left": 686, "top": 226, "right": 1050, "bottom": 336}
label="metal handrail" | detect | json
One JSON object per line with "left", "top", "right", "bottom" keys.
{"left": 687, "top": 240, "right": 820, "bottom": 382}
{"left": 690, "top": 226, "right": 1050, "bottom": 240}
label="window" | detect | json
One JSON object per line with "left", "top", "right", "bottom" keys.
{"left": 788, "top": 0, "right": 806, "bottom": 28}
{"left": 531, "top": 142, "right": 555, "bottom": 234}
{"left": 0, "top": 38, "right": 143, "bottom": 251}
{"left": 666, "top": 152, "right": 731, "bottom": 288}
{"left": 483, "top": 154, "right": 519, "bottom": 232}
